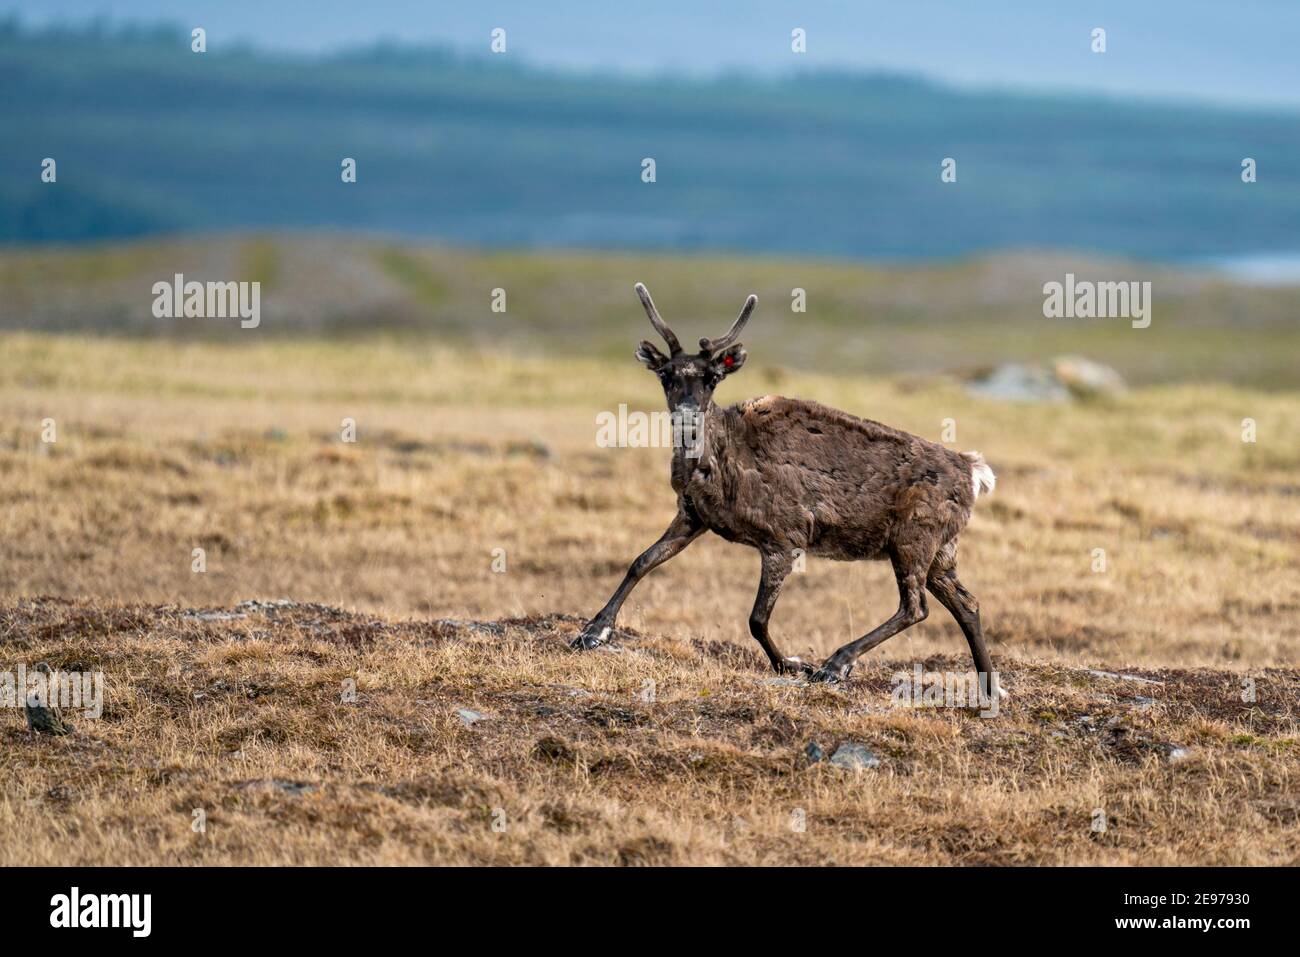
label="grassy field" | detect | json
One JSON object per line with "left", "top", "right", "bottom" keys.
{"left": 3, "top": 599, "right": 1296, "bottom": 866}
{"left": 2, "top": 323, "right": 1298, "bottom": 864}
{"left": 5, "top": 234, "right": 1300, "bottom": 387}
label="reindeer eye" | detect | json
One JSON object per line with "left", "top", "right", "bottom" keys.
{"left": 723, "top": 355, "right": 735, "bottom": 368}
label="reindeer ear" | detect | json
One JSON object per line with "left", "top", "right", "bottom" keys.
{"left": 712, "top": 344, "right": 747, "bottom": 376}
{"left": 635, "top": 340, "right": 669, "bottom": 371}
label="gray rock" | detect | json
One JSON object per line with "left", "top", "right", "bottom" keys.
{"left": 455, "top": 707, "right": 488, "bottom": 726}
{"left": 805, "top": 741, "right": 825, "bottom": 764}
{"left": 435, "top": 619, "right": 507, "bottom": 637}
{"left": 1166, "top": 745, "right": 1194, "bottom": 763}
{"left": 233, "top": 598, "right": 297, "bottom": 613}
{"left": 966, "top": 363, "right": 1071, "bottom": 403}
{"left": 1083, "top": 668, "right": 1163, "bottom": 686}
{"left": 184, "top": 610, "right": 248, "bottom": 622}
{"left": 965, "top": 356, "right": 1125, "bottom": 403}
{"left": 829, "top": 742, "right": 880, "bottom": 771}
{"left": 24, "top": 663, "right": 73, "bottom": 736}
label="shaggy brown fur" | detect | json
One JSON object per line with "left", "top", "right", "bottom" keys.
{"left": 573, "top": 284, "right": 999, "bottom": 691}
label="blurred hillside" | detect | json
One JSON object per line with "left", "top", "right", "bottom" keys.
{"left": 4, "top": 234, "right": 1298, "bottom": 387}
{"left": 2, "top": 21, "right": 1299, "bottom": 260}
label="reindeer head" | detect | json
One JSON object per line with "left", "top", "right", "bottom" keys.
{"left": 632, "top": 282, "right": 754, "bottom": 414}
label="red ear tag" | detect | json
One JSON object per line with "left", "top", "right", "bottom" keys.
{"left": 723, "top": 355, "right": 735, "bottom": 368}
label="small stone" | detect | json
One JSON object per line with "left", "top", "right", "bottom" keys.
{"left": 184, "top": 610, "right": 248, "bottom": 622}
{"left": 965, "top": 363, "right": 1071, "bottom": 403}
{"left": 1083, "top": 668, "right": 1162, "bottom": 685}
{"left": 805, "top": 741, "right": 825, "bottom": 764}
{"left": 455, "top": 708, "right": 488, "bottom": 726}
{"left": 829, "top": 742, "right": 880, "bottom": 771}
{"left": 1167, "top": 745, "right": 1194, "bottom": 763}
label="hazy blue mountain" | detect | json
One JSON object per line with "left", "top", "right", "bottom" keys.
{"left": 16, "top": 0, "right": 1300, "bottom": 109}
{"left": 2, "top": 22, "right": 1297, "bottom": 261}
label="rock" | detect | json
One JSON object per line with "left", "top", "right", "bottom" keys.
{"left": 1052, "top": 355, "right": 1126, "bottom": 399}
{"left": 805, "top": 741, "right": 825, "bottom": 764}
{"left": 24, "top": 663, "right": 73, "bottom": 736}
{"left": 1166, "top": 745, "right": 1194, "bottom": 763}
{"left": 455, "top": 707, "right": 488, "bottom": 726}
{"left": 184, "top": 610, "right": 248, "bottom": 622}
{"left": 435, "top": 619, "right": 506, "bottom": 637}
{"left": 233, "top": 598, "right": 297, "bottom": 613}
{"left": 966, "top": 363, "right": 1071, "bottom": 403}
{"left": 829, "top": 742, "right": 880, "bottom": 771}
{"left": 1083, "top": 669, "right": 1163, "bottom": 686}
{"left": 964, "top": 356, "right": 1124, "bottom": 403}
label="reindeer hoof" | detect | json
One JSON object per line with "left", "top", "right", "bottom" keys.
{"left": 777, "top": 656, "right": 815, "bottom": 677}
{"left": 570, "top": 623, "right": 612, "bottom": 651}
{"left": 810, "top": 661, "right": 852, "bottom": 684}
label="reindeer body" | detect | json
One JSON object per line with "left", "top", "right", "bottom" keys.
{"left": 574, "top": 284, "right": 1000, "bottom": 692}
{"left": 677, "top": 395, "right": 979, "bottom": 563}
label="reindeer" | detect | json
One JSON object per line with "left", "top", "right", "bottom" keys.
{"left": 572, "top": 283, "right": 1000, "bottom": 691}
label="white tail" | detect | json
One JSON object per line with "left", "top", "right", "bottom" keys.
{"left": 963, "top": 451, "right": 996, "bottom": 499}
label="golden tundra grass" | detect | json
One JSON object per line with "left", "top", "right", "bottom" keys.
{"left": 1, "top": 332, "right": 1298, "bottom": 865}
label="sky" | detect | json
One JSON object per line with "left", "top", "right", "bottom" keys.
{"left": 6, "top": 0, "right": 1300, "bottom": 110}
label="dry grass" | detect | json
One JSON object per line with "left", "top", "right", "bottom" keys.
{"left": 2, "top": 331, "right": 1298, "bottom": 864}
{"left": 1, "top": 600, "right": 1295, "bottom": 865}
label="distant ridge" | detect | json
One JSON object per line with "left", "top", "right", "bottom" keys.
{"left": 2, "top": 23, "right": 1299, "bottom": 260}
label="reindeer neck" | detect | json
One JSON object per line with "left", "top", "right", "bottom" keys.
{"left": 671, "top": 401, "right": 728, "bottom": 476}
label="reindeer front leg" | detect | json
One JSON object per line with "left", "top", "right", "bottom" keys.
{"left": 571, "top": 509, "right": 704, "bottom": 649}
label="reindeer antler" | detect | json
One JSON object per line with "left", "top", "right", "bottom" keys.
{"left": 700, "top": 294, "right": 757, "bottom": 354}
{"left": 634, "top": 283, "right": 682, "bottom": 356}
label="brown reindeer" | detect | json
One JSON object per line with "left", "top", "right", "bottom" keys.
{"left": 573, "top": 283, "right": 999, "bottom": 690}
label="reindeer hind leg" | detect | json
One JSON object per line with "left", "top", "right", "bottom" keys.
{"left": 811, "top": 552, "right": 930, "bottom": 683}
{"left": 926, "top": 544, "right": 1002, "bottom": 699}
